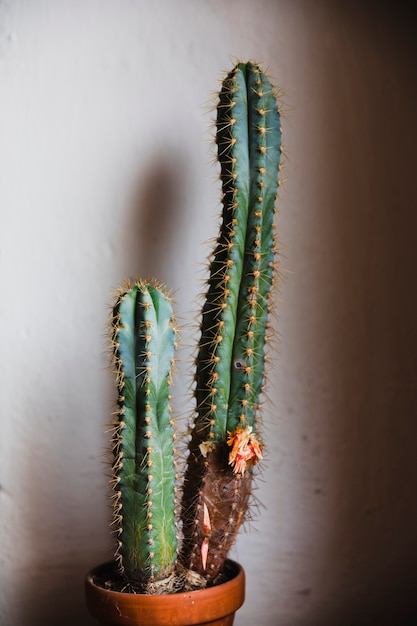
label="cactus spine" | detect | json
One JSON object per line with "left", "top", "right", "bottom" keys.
{"left": 180, "top": 62, "right": 282, "bottom": 584}
{"left": 110, "top": 281, "right": 178, "bottom": 592}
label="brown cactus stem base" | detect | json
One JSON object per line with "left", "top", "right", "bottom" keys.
{"left": 180, "top": 438, "right": 252, "bottom": 585}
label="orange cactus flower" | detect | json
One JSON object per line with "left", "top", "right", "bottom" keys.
{"left": 227, "top": 425, "right": 263, "bottom": 475}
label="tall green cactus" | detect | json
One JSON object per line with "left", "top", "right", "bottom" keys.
{"left": 110, "top": 280, "right": 178, "bottom": 592}
{"left": 107, "top": 61, "right": 283, "bottom": 594}
{"left": 180, "top": 62, "right": 282, "bottom": 584}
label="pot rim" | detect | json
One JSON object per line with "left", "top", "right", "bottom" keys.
{"left": 85, "top": 559, "right": 245, "bottom": 625}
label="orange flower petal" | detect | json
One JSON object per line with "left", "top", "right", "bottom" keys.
{"left": 227, "top": 425, "right": 263, "bottom": 474}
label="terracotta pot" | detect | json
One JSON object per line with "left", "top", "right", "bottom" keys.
{"left": 85, "top": 560, "right": 245, "bottom": 626}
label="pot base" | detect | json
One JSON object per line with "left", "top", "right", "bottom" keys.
{"left": 85, "top": 560, "right": 245, "bottom": 626}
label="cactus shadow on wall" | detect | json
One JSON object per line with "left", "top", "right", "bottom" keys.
{"left": 120, "top": 151, "right": 188, "bottom": 288}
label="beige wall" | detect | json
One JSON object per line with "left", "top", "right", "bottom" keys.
{"left": 1, "top": 2, "right": 416, "bottom": 625}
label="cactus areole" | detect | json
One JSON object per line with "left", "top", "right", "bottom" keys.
{"left": 104, "top": 61, "right": 283, "bottom": 596}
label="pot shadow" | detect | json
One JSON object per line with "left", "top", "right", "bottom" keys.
{"left": 14, "top": 153, "right": 187, "bottom": 626}
{"left": 10, "top": 371, "right": 111, "bottom": 626}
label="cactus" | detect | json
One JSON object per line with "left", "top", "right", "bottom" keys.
{"left": 180, "top": 61, "right": 282, "bottom": 585}
{"left": 110, "top": 280, "right": 178, "bottom": 593}
{"left": 107, "top": 61, "right": 282, "bottom": 594}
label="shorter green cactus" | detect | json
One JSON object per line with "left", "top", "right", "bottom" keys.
{"left": 110, "top": 280, "right": 179, "bottom": 592}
